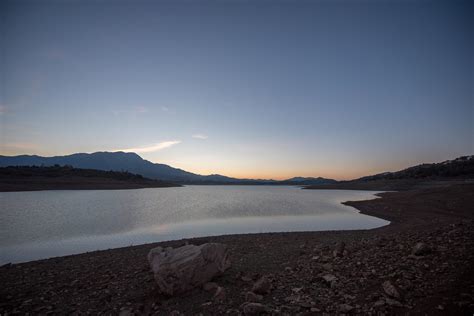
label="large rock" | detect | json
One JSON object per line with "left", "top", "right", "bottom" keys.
{"left": 147, "top": 243, "right": 231, "bottom": 295}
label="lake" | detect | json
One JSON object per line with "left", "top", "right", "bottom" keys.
{"left": 0, "top": 186, "right": 389, "bottom": 264}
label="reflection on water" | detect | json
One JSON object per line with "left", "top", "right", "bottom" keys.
{"left": 0, "top": 186, "right": 389, "bottom": 263}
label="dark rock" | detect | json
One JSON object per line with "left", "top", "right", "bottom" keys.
{"left": 321, "top": 274, "right": 337, "bottom": 287}
{"left": 339, "top": 303, "right": 354, "bottom": 313}
{"left": 214, "top": 286, "right": 226, "bottom": 301}
{"left": 203, "top": 282, "right": 218, "bottom": 292}
{"left": 382, "top": 280, "right": 401, "bottom": 299}
{"left": 245, "top": 291, "right": 263, "bottom": 302}
{"left": 412, "top": 243, "right": 431, "bottom": 256}
{"left": 385, "top": 298, "right": 403, "bottom": 307}
{"left": 333, "top": 242, "right": 346, "bottom": 257}
{"left": 252, "top": 276, "right": 271, "bottom": 295}
{"left": 241, "top": 302, "right": 270, "bottom": 315}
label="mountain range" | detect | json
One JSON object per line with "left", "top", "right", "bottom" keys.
{"left": 0, "top": 152, "right": 337, "bottom": 185}
{"left": 2, "top": 152, "right": 471, "bottom": 186}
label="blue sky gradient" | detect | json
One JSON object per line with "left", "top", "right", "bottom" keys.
{"left": 1, "top": 0, "right": 472, "bottom": 179}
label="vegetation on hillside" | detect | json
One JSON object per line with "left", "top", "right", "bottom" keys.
{"left": 0, "top": 165, "right": 179, "bottom": 191}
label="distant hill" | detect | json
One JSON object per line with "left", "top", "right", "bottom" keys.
{"left": 0, "top": 165, "right": 179, "bottom": 192}
{"left": 281, "top": 177, "right": 337, "bottom": 185}
{"left": 305, "top": 155, "right": 474, "bottom": 191}
{"left": 0, "top": 152, "right": 336, "bottom": 185}
{"left": 357, "top": 156, "right": 474, "bottom": 181}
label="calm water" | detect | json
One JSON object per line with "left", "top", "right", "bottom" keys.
{"left": 0, "top": 186, "right": 388, "bottom": 264}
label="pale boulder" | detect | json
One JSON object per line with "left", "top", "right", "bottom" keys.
{"left": 147, "top": 243, "right": 231, "bottom": 295}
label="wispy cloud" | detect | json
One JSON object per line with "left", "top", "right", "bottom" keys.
{"left": 114, "top": 140, "right": 181, "bottom": 153}
{"left": 161, "top": 106, "right": 169, "bottom": 112}
{"left": 192, "top": 134, "right": 208, "bottom": 140}
{"left": 112, "top": 106, "right": 149, "bottom": 116}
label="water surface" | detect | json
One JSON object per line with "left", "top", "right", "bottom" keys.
{"left": 0, "top": 186, "right": 388, "bottom": 263}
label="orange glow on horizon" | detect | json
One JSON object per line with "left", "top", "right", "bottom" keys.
{"left": 152, "top": 162, "right": 374, "bottom": 181}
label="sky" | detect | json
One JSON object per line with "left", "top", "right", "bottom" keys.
{"left": 1, "top": 0, "right": 472, "bottom": 180}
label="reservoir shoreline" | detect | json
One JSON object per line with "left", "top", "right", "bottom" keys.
{"left": 1, "top": 184, "right": 473, "bottom": 315}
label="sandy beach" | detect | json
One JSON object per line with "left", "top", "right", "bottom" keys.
{"left": 1, "top": 184, "right": 473, "bottom": 315}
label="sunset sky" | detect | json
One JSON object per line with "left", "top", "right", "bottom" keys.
{"left": 1, "top": 0, "right": 472, "bottom": 180}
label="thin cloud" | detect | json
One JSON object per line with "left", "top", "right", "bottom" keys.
{"left": 161, "top": 106, "right": 169, "bottom": 112}
{"left": 192, "top": 134, "right": 208, "bottom": 140}
{"left": 0, "top": 105, "right": 8, "bottom": 115}
{"left": 114, "top": 140, "right": 181, "bottom": 153}
{"left": 111, "top": 106, "right": 149, "bottom": 116}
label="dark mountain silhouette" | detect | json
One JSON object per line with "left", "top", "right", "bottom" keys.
{"left": 0, "top": 152, "right": 336, "bottom": 185}
{"left": 1, "top": 152, "right": 471, "bottom": 188}
{"left": 305, "top": 155, "right": 474, "bottom": 191}
{"left": 0, "top": 152, "right": 210, "bottom": 183}
{"left": 356, "top": 155, "right": 474, "bottom": 181}
{"left": 282, "top": 177, "right": 337, "bottom": 185}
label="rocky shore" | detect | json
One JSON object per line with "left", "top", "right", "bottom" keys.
{"left": 1, "top": 184, "right": 473, "bottom": 315}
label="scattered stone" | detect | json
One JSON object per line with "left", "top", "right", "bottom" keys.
{"left": 245, "top": 291, "right": 263, "bottom": 302}
{"left": 297, "top": 301, "right": 312, "bottom": 308}
{"left": 203, "top": 282, "right": 218, "bottom": 292}
{"left": 321, "top": 274, "right": 337, "bottom": 286}
{"left": 322, "top": 263, "right": 333, "bottom": 271}
{"left": 382, "top": 280, "right": 401, "bottom": 299}
{"left": 214, "top": 286, "right": 226, "bottom": 301}
{"left": 344, "top": 294, "right": 356, "bottom": 300}
{"left": 373, "top": 300, "right": 385, "bottom": 308}
{"left": 252, "top": 276, "right": 271, "bottom": 295}
{"left": 241, "top": 302, "right": 270, "bottom": 315}
{"left": 118, "top": 308, "right": 133, "bottom": 316}
{"left": 339, "top": 303, "right": 354, "bottom": 313}
{"left": 226, "top": 308, "right": 240, "bottom": 315}
{"left": 412, "top": 242, "right": 431, "bottom": 256}
{"left": 333, "top": 242, "right": 346, "bottom": 257}
{"left": 385, "top": 298, "right": 403, "bottom": 307}
{"left": 147, "top": 243, "right": 230, "bottom": 295}
{"left": 292, "top": 287, "right": 303, "bottom": 293}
